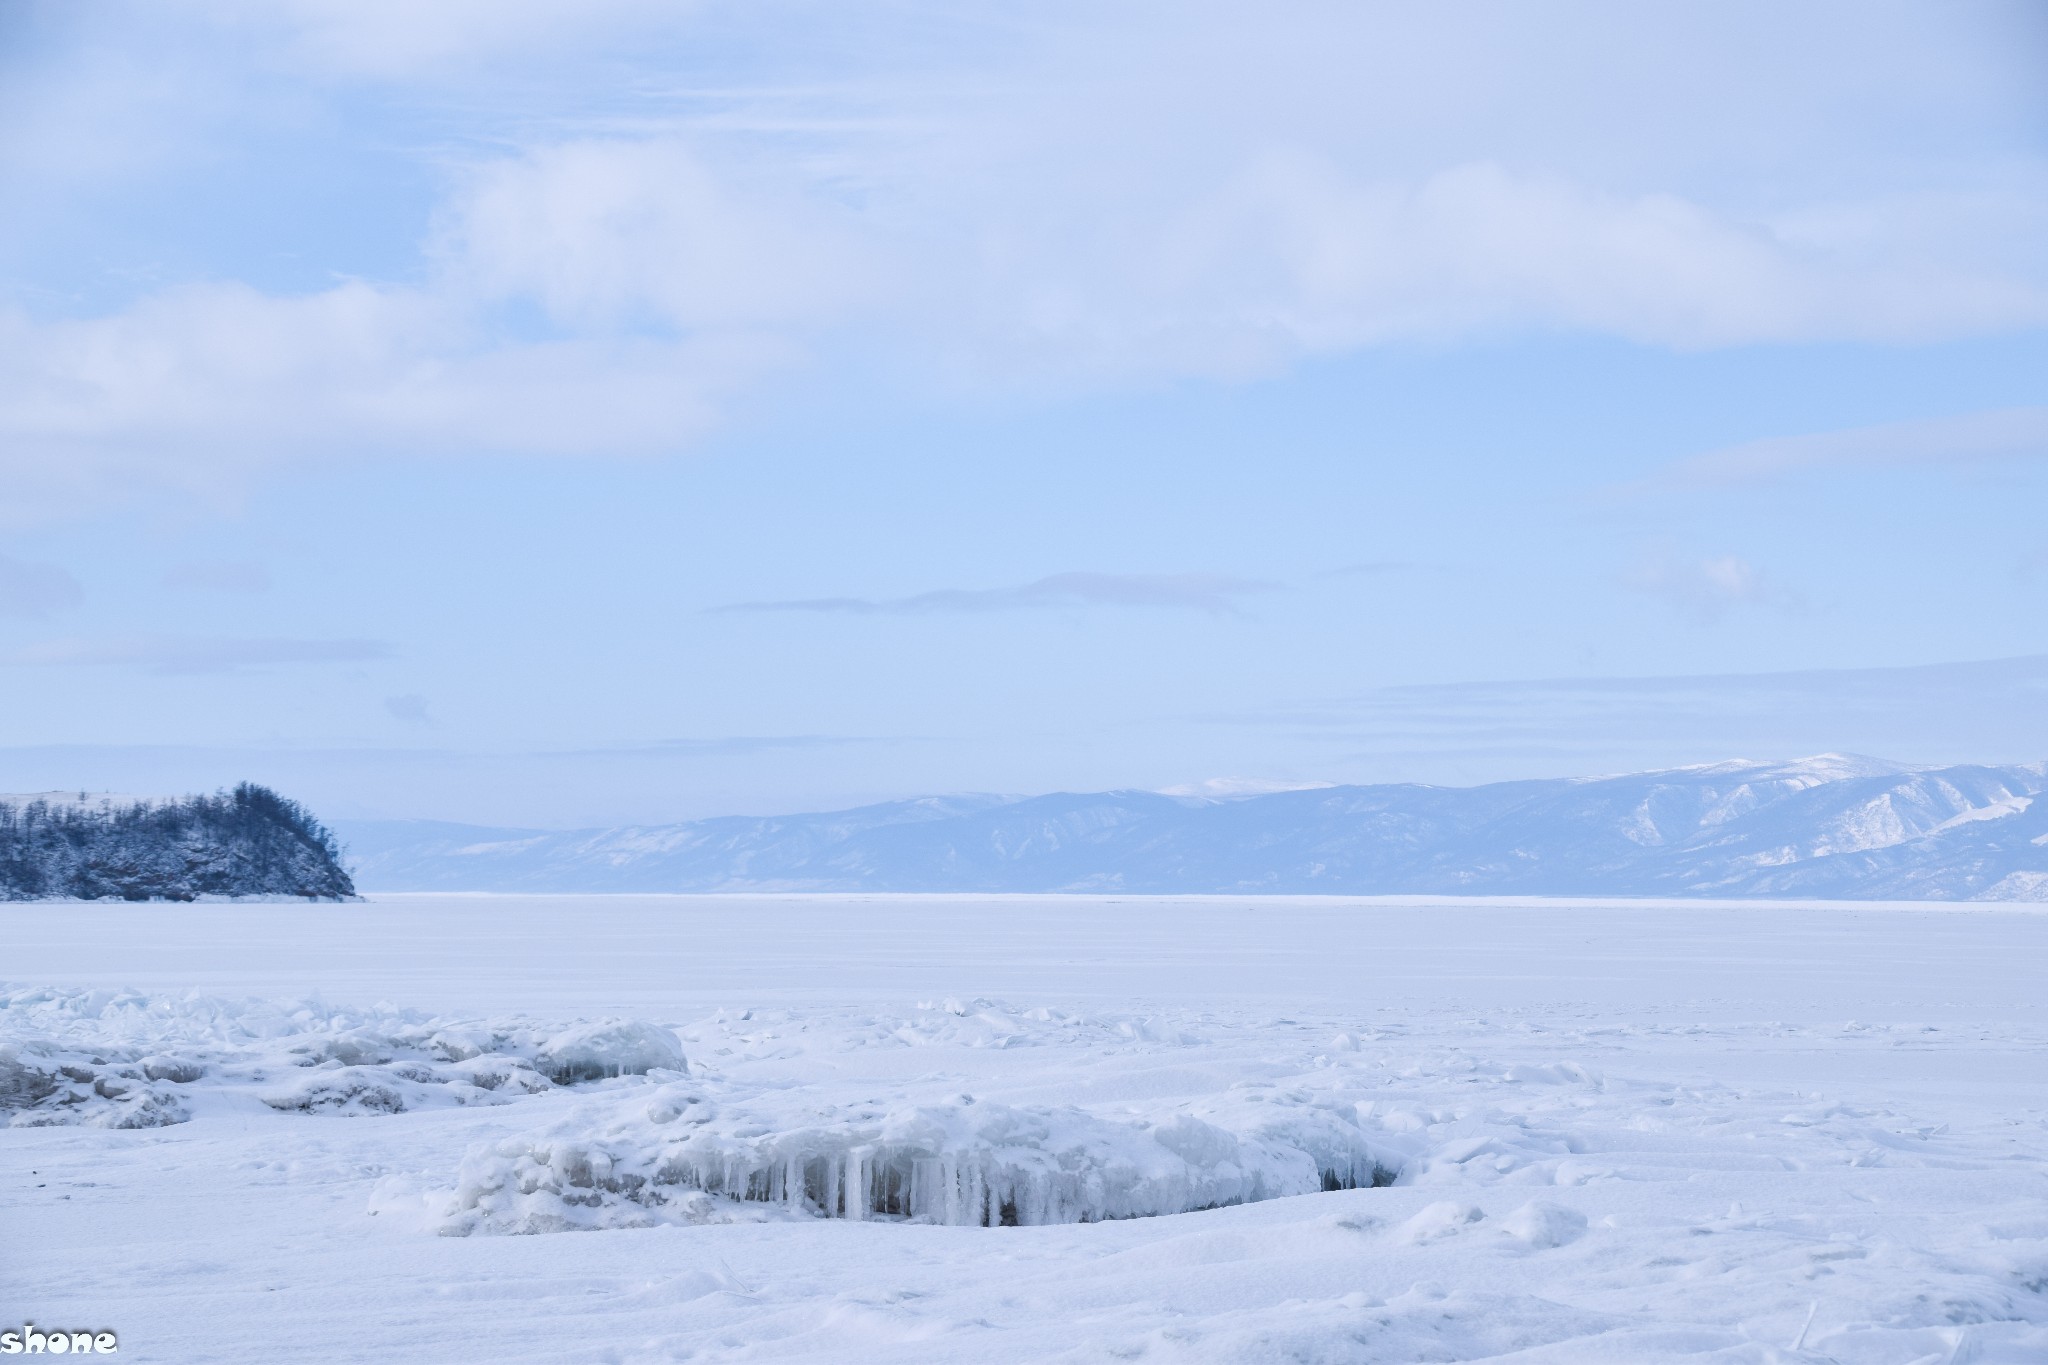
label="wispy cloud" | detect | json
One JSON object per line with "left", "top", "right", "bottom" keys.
{"left": 0, "top": 636, "right": 392, "bottom": 674}
{"left": 0, "top": 737, "right": 921, "bottom": 828}
{"left": 640, "top": 736, "right": 873, "bottom": 757}
{"left": 0, "top": 556, "right": 84, "bottom": 617}
{"left": 1623, "top": 553, "right": 1782, "bottom": 623}
{"left": 1157, "top": 776, "right": 1337, "bottom": 799}
{"left": 553, "top": 735, "right": 892, "bottom": 759}
{"left": 713, "top": 572, "right": 1282, "bottom": 618}
{"left": 163, "top": 560, "right": 271, "bottom": 592}
{"left": 384, "top": 693, "right": 433, "bottom": 725}
{"left": 1197, "top": 654, "right": 2048, "bottom": 781}
{"left": 1638, "top": 406, "right": 2048, "bottom": 491}
{"left": 1317, "top": 560, "right": 1410, "bottom": 579}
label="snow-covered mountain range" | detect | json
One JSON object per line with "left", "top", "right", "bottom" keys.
{"left": 333, "top": 756, "right": 2048, "bottom": 899}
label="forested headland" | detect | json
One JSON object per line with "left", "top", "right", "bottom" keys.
{"left": 0, "top": 784, "right": 355, "bottom": 901}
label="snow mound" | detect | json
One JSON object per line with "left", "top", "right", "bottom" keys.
{"left": 1398, "top": 1200, "right": 1485, "bottom": 1243}
{"left": 439, "top": 1086, "right": 1399, "bottom": 1235}
{"left": 1500, "top": 1199, "right": 1587, "bottom": 1248}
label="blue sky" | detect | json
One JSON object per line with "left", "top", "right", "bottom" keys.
{"left": 1, "top": 1, "right": 2045, "bottom": 826}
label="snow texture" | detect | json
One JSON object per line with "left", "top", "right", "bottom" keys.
{"left": 337, "top": 755, "right": 2048, "bottom": 898}
{"left": 4, "top": 894, "right": 2047, "bottom": 1364}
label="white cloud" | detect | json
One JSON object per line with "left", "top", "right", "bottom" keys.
{"left": 2, "top": 1, "right": 2045, "bottom": 515}
{"left": 441, "top": 138, "right": 874, "bottom": 331}
{"left": 968, "top": 156, "right": 2046, "bottom": 381}
{"left": 0, "top": 281, "right": 791, "bottom": 521}
{"left": 11, "top": 141, "right": 2007, "bottom": 518}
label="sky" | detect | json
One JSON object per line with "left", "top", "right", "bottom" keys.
{"left": 1, "top": 0, "right": 2045, "bottom": 827}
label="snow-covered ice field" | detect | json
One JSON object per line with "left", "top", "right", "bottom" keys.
{"left": 4, "top": 894, "right": 2046, "bottom": 1363}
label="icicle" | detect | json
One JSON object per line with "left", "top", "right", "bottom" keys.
{"left": 845, "top": 1148, "right": 865, "bottom": 1221}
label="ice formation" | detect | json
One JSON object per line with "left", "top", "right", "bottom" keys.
{"left": 439, "top": 1088, "right": 1398, "bottom": 1234}
{"left": 1, "top": 985, "right": 1402, "bottom": 1233}
{"left": 0, "top": 1040, "right": 189, "bottom": 1129}
{"left": 0, "top": 986, "right": 678, "bottom": 1127}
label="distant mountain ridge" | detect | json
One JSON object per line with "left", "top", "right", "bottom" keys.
{"left": 336, "top": 756, "right": 2048, "bottom": 900}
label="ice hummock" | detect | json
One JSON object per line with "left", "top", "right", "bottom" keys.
{"left": 0, "top": 1040, "right": 190, "bottom": 1128}
{"left": 0, "top": 985, "right": 683, "bottom": 1127}
{"left": 534, "top": 1019, "right": 685, "bottom": 1084}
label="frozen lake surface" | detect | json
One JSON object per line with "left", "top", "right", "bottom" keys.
{"left": 4, "top": 895, "right": 2046, "bottom": 1362}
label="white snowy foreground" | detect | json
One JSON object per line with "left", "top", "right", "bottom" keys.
{"left": 3, "top": 895, "right": 2046, "bottom": 1364}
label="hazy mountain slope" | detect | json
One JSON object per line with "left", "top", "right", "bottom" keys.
{"left": 334, "top": 757, "right": 2048, "bottom": 898}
